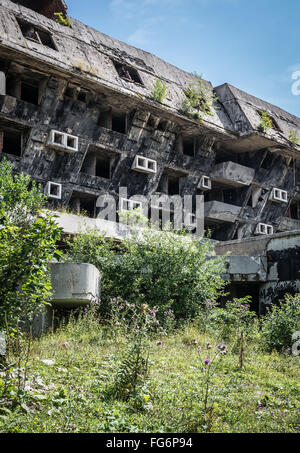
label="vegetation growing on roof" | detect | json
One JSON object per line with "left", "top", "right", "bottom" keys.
{"left": 152, "top": 79, "right": 168, "bottom": 104}
{"left": 258, "top": 110, "right": 273, "bottom": 133}
{"left": 54, "top": 12, "right": 71, "bottom": 28}
{"left": 288, "top": 130, "right": 300, "bottom": 148}
{"left": 180, "top": 73, "right": 218, "bottom": 119}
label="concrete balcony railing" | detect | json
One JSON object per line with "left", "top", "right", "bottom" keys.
{"left": 278, "top": 217, "right": 300, "bottom": 232}
{"left": 204, "top": 201, "right": 241, "bottom": 223}
{"left": 224, "top": 255, "right": 267, "bottom": 282}
{"left": 0, "top": 94, "right": 41, "bottom": 117}
{"left": 211, "top": 161, "right": 255, "bottom": 187}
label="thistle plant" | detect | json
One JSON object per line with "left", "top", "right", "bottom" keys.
{"left": 201, "top": 344, "right": 228, "bottom": 431}
{"left": 105, "top": 300, "right": 166, "bottom": 402}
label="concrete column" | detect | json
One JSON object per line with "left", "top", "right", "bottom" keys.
{"left": 0, "top": 71, "right": 5, "bottom": 95}
{"left": 84, "top": 151, "right": 96, "bottom": 176}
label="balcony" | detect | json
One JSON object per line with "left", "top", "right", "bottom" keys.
{"left": 278, "top": 217, "right": 300, "bottom": 232}
{"left": 0, "top": 94, "right": 41, "bottom": 122}
{"left": 211, "top": 161, "right": 255, "bottom": 187}
{"left": 224, "top": 255, "right": 267, "bottom": 282}
{"left": 204, "top": 201, "right": 241, "bottom": 223}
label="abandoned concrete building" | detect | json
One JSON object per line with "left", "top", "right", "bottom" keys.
{"left": 0, "top": 0, "right": 299, "bottom": 318}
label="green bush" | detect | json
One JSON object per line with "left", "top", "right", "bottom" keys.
{"left": 209, "top": 297, "right": 258, "bottom": 341}
{"left": 0, "top": 159, "right": 62, "bottom": 330}
{"left": 260, "top": 294, "right": 300, "bottom": 352}
{"left": 65, "top": 219, "right": 227, "bottom": 322}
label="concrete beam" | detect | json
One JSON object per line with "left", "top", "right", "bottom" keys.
{"left": 204, "top": 201, "right": 241, "bottom": 223}
{"left": 211, "top": 161, "right": 255, "bottom": 187}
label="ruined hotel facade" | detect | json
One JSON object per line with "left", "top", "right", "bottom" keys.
{"left": 0, "top": 0, "right": 299, "bottom": 318}
{"left": 0, "top": 0, "right": 300, "bottom": 242}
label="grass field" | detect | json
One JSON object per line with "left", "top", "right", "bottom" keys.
{"left": 0, "top": 313, "right": 299, "bottom": 434}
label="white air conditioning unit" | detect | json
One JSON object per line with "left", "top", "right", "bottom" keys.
{"left": 120, "top": 198, "right": 143, "bottom": 212}
{"left": 255, "top": 223, "right": 274, "bottom": 236}
{"left": 198, "top": 175, "right": 211, "bottom": 190}
{"left": 45, "top": 181, "right": 62, "bottom": 200}
{"left": 132, "top": 155, "right": 157, "bottom": 174}
{"left": 269, "top": 188, "right": 288, "bottom": 203}
{"left": 48, "top": 130, "right": 79, "bottom": 152}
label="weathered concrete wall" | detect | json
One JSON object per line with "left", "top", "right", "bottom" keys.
{"left": 218, "top": 231, "right": 300, "bottom": 312}
{"left": 224, "top": 255, "right": 267, "bottom": 282}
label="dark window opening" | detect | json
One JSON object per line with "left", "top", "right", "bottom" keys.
{"left": 157, "top": 120, "right": 168, "bottom": 132}
{"left": 69, "top": 193, "right": 97, "bottom": 218}
{"left": 261, "top": 152, "right": 273, "bottom": 170}
{"left": 77, "top": 90, "right": 88, "bottom": 103}
{"left": 96, "top": 158, "right": 110, "bottom": 179}
{"left": 247, "top": 193, "right": 253, "bottom": 207}
{"left": 0, "top": 128, "right": 23, "bottom": 157}
{"left": 113, "top": 61, "right": 143, "bottom": 85}
{"left": 64, "top": 86, "right": 75, "bottom": 98}
{"left": 223, "top": 188, "right": 238, "bottom": 205}
{"left": 112, "top": 112, "right": 127, "bottom": 134}
{"left": 168, "top": 176, "right": 180, "bottom": 196}
{"left": 18, "top": 20, "right": 57, "bottom": 50}
{"left": 81, "top": 149, "right": 117, "bottom": 180}
{"left": 183, "top": 138, "right": 195, "bottom": 157}
{"left": 290, "top": 202, "right": 300, "bottom": 220}
{"left": 147, "top": 115, "right": 156, "bottom": 128}
{"left": 38, "top": 29, "right": 56, "bottom": 49}
{"left": 20, "top": 82, "right": 39, "bottom": 105}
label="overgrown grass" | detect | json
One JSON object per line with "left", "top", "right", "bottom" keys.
{"left": 0, "top": 312, "right": 299, "bottom": 433}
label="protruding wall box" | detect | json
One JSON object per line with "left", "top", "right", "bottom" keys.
{"left": 269, "top": 188, "right": 288, "bottom": 203}
{"left": 132, "top": 155, "right": 157, "bottom": 174}
{"left": 48, "top": 130, "right": 78, "bottom": 152}
{"left": 198, "top": 176, "right": 211, "bottom": 190}
{"left": 50, "top": 263, "right": 101, "bottom": 307}
{"left": 120, "top": 198, "right": 143, "bottom": 212}
{"left": 255, "top": 223, "right": 274, "bottom": 236}
{"left": 45, "top": 181, "right": 62, "bottom": 200}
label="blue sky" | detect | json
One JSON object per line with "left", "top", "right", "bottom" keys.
{"left": 68, "top": 0, "right": 300, "bottom": 117}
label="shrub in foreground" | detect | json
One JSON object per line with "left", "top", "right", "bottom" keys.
{"left": 260, "top": 294, "right": 300, "bottom": 352}
{"left": 65, "top": 216, "right": 227, "bottom": 322}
